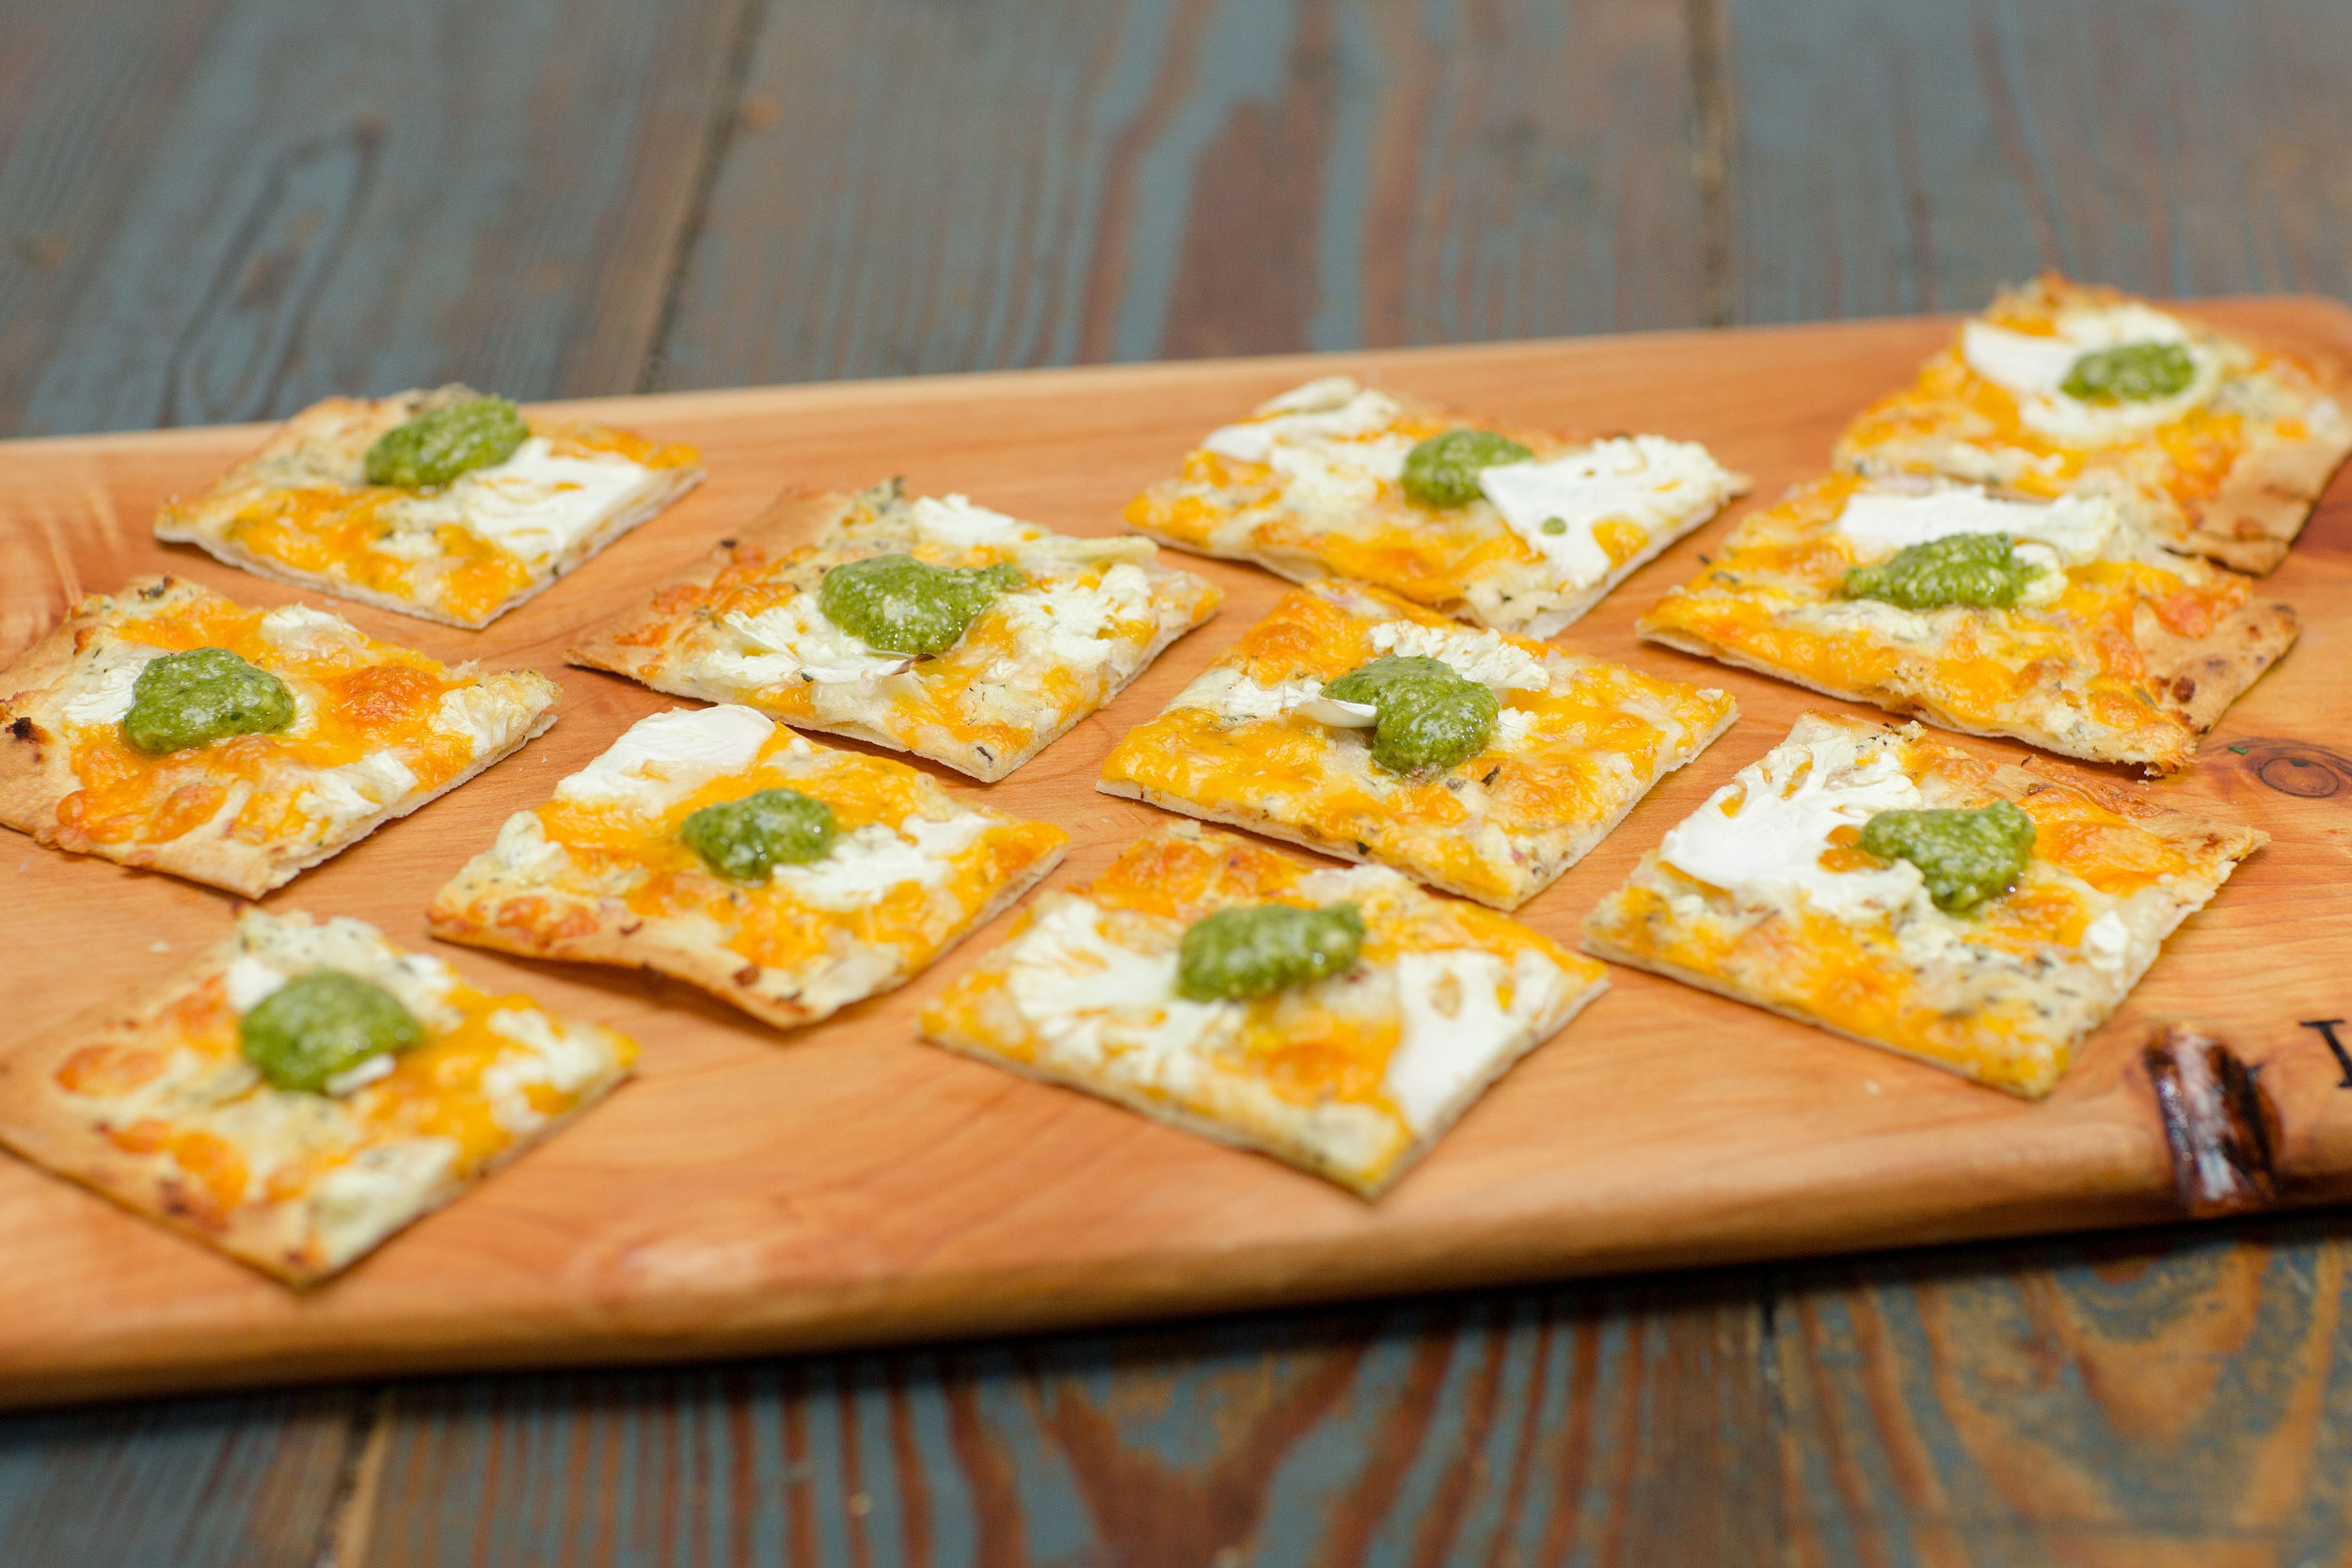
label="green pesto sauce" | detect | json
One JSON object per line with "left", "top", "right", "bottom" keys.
{"left": 678, "top": 787, "right": 838, "bottom": 882}
{"left": 1858, "top": 800, "right": 2037, "bottom": 914}
{"left": 240, "top": 972, "right": 422, "bottom": 1095}
{"left": 120, "top": 646, "right": 295, "bottom": 755}
{"left": 817, "top": 554, "right": 1027, "bottom": 657}
{"left": 2060, "top": 341, "right": 2196, "bottom": 404}
{"left": 363, "top": 396, "right": 530, "bottom": 488}
{"left": 1840, "top": 531, "right": 2040, "bottom": 611}
{"left": 1175, "top": 902, "right": 1366, "bottom": 1002}
{"left": 1400, "top": 428, "right": 1534, "bottom": 509}
{"left": 1323, "top": 655, "right": 1498, "bottom": 775}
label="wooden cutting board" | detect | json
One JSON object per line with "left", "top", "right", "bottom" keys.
{"left": 5, "top": 303, "right": 2350, "bottom": 1411}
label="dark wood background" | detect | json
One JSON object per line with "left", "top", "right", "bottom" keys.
{"left": 6, "top": 0, "right": 2352, "bottom": 1560}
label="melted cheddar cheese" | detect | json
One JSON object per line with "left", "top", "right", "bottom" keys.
{"left": 1583, "top": 714, "right": 2260, "bottom": 1098}
{"left": 921, "top": 820, "right": 1604, "bottom": 1195}
{"left": 1101, "top": 580, "right": 1734, "bottom": 909}
{"left": 1637, "top": 473, "right": 2260, "bottom": 772}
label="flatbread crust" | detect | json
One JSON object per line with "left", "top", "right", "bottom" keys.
{"left": 922, "top": 821, "right": 1609, "bottom": 1196}
{"left": 1636, "top": 474, "right": 2297, "bottom": 772}
{"left": 154, "top": 385, "right": 707, "bottom": 627}
{"left": 1837, "top": 275, "right": 2352, "bottom": 575}
{"left": 1581, "top": 712, "right": 2266, "bottom": 1098}
{"left": 568, "top": 481, "right": 1221, "bottom": 782}
{"left": 426, "top": 706, "right": 1070, "bottom": 1031}
{"left": 0, "top": 577, "right": 558, "bottom": 896}
{"left": 1098, "top": 580, "right": 1738, "bottom": 909}
{"left": 1124, "top": 375, "right": 1748, "bottom": 636}
{"left": 0, "top": 910, "right": 635, "bottom": 1285}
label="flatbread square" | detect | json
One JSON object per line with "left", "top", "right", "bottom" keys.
{"left": 1837, "top": 276, "right": 2352, "bottom": 575}
{"left": 0, "top": 576, "right": 558, "bottom": 896}
{"left": 1100, "top": 579, "right": 1737, "bottom": 909}
{"left": 1581, "top": 712, "right": 2265, "bottom": 1098}
{"left": 429, "top": 705, "right": 1069, "bottom": 1030}
{"left": 568, "top": 481, "right": 1222, "bottom": 783}
{"left": 155, "top": 385, "right": 706, "bottom": 626}
{"left": 922, "top": 821, "right": 1608, "bottom": 1196}
{"left": 1637, "top": 473, "right": 2296, "bottom": 772}
{"left": 0, "top": 910, "right": 635, "bottom": 1284}
{"left": 1124, "top": 374, "right": 1747, "bottom": 636}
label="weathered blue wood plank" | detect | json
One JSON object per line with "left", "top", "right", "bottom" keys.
{"left": 352, "top": 1284, "right": 1773, "bottom": 1567}
{"left": 10, "top": 0, "right": 755, "bottom": 438}
{"left": 1721, "top": 0, "right": 2352, "bottom": 323}
{"left": 648, "top": 0, "right": 1707, "bottom": 389}
{"left": 0, "top": 1387, "right": 361, "bottom": 1568}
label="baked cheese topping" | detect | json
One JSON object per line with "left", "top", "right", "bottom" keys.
{"left": 607, "top": 482, "right": 1220, "bottom": 777}
{"left": 466, "top": 705, "right": 1065, "bottom": 984}
{"left": 1129, "top": 376, "right": 1744, "bottom": 635}
{"left": 50, "top": 910, "right": 633, "bottom": 1267}
{"left": 924, "top": 823, "right": 1601, "bottom": 1189}
{"left": 1103, "top": 580, "right": 1734, "bottom": 908}
{"left": 1637, "top": 473, "right": 2254, "bottom": 769}
{"left": 165, "top": 390, "right": 700, "bottom": 625}
{"left": 1960, "top": 304, "right": 2221, "bottom": 446}
{"left": 42, "top": 581, "right": 551, "bottom": 853}
{"left": 1584, "top": 713, "right": 2244, "bottom": 1095}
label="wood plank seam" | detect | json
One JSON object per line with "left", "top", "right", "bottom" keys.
{"left": 313, "top": 1385, "right": 389, "bottom": 1568}
{"left": 634, "top": 0, "right": 781, "bottom": 397}
{"left": 1686, "top": 0, "right": 1735, "bottom": 328}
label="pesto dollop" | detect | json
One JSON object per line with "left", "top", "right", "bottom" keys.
{"left": 1175, "top": 902, "right": 1366, "bottom": 1002}
{"left": 1322, "top": 655, "right": 1498, "bottom": 774}
{"left": 1858, "top": 800, "right": 2037, "bottom": 914}
{"left": 817, "top": 554, "right": 1027, "bottom": 657}
{"left": 2060, "top": 341, "right": 2195, "bottom": 404}
{"left": 363, "top": 395, "right": 530, "bottom": 488}
{"left": 1401, "top": 429, "right": 1534, "bottom": 509}
{"left": 120, "top": 646, "right": 295, "bottom": 755}
{"left": 240, "top": 971, "right": 423, "bottom": 1095}
{"left": 1840, "top": 531, "right": 2041, "bottom": 611}
{"left": 679, "top": 787, "right": 838, "bottom": 882}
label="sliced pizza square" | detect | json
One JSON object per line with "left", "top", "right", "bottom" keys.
{"left": 1836, "top": 275, "right": 2352, "bottom": 575}
{"left": 429, "top": 704, "right": 1069, "bottom": 1031}
{"left": 155, "top": 385, "right": 706, "bottom": 627}
{"left": 921, "top": 820, "right": 1607, "bottom": 1196}
{"left": 0, "top": 909, "right": 635, "bottom": 1284}
{"left": 1581, "top": 711, "right": 2265, "bottom": 1099}
{"left": 1636, "top": 472, "right": 2296, "bottom": 773}
{"left": 0, "top": 576, "right": 558, "bottom": 896}
{"left": 1123, "top": 374, "right": 1747, "bottom": 636}
{"left": 1100, "top": 580, "right": 1736, "bottom": 910}
{"left": 568, "top": 480, "right": 1222, "bottom": 782}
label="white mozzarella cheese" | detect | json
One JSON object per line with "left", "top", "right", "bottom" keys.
{"left": 432, "top": 684, "right": 523, "bottom": 752}
{"left": 57, "top": 642, "right": 164, "bottom": 727}
{"left": 1003, "top": 897, "right": 1228, "bottom": 1074}
{"left": 296, "top": 751, "right": 421, "bottom": 830}
{"left": 554, "top": 705, "right": 774, "bottom": 815}
{"left": 447, "top": 437, "right": 655, "bottom": 564}
{"left": 1202, "top": 377, "right": 1414, "bottom": 506}
{"left": 1660, "top": 729, "right": 1926, "bottom": 921}
{"left": 224, "top": 956, "right": 291, "bottom": 1014}
{"left": 989, "top": 563, "right": 1155, "bottom": 673}
{"left": 1479, "top": 436, "right": 1738, "bottom": 590}
{"left": 1383, "top": 947, "right": 1559, "bottom": 1133}
{"left": 721, "top": 594, "right": 915, "bottom": 685}
{"left": 771, "top": 813, "right": 991, "bottom": 911}
{"left": 909, "top": 494, "right": 1038, "bottom": 546}
{"left": 1836, "top": 486, "right": 2117, "bottom": 566}
{"left": 257, "top": 603, "right": 366, "bottom": 656}
{"left": 487, "top": 811, "right": 572, "bottom": 879}
{"left": 308, "top": 1138, "right": 462, "bottom": 1265}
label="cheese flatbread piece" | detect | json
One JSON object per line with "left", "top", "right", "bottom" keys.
{"left": 1582, "top": 712, "right": 2265, "bottom": 1098}
{"left": 569, "top": 482, "right": 1222, "bottom": 782}
{"left": 922, "top": 820, "right": 1608, "bottom": 1196}
{"left": 430, "top": 705, "right": 1068, "bottom": 1030}
{"left": 0, "top": 577, "right": 558, "bottom": 896}
{"left": 1637, "top": 475, "right": 2296, "bottom": 772}
{"left": 1837, "top": 276, "right": 2352, "bottom": 574}
{"left": 1125, "top": 374, "right": 1746, "bottom": 635}
{"left": 1101, "top": 580, "right": 1736, "bottom": 909}
{"left": 0, "top": 910, "right": 635, "bottom": 1284}
{"left": 155, "top": 385, "right": 705, "bottom": 626}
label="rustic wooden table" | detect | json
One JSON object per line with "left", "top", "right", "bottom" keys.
{"left": 5, "top": 0, "right": 2351, "bottom": 1562}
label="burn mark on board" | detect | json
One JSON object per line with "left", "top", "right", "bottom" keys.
{"left": 2143, "top": 1022, "right": 2280, "bottom": 1214}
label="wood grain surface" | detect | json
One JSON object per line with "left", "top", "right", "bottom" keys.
{"left": 7, "top": 0, "right": 2352, "bottom": 1562}
{"left": 5, "top": 305, "right": 2352, "bottom": 1422}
